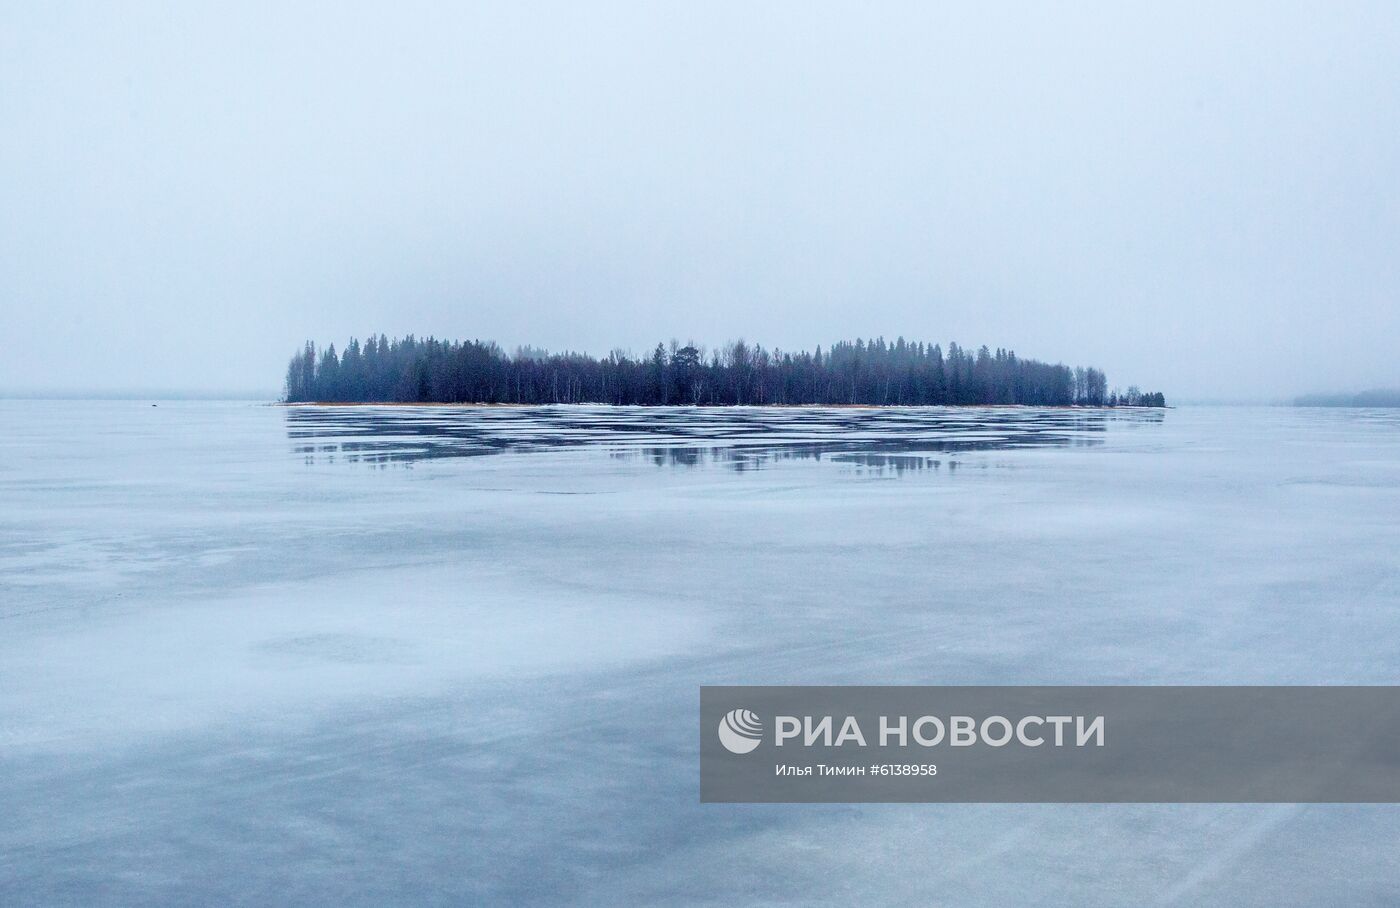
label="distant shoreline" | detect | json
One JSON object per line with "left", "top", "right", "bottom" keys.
{"left": 1294, "top": 389, "right": 1400, "bottom": 408}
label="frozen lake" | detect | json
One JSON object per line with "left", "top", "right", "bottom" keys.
{"left": 3, "top": 401, "right": 1399, "bottom": 905}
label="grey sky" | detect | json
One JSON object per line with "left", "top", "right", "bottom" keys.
{"left": 3, "top": 2, "right": 1397, "bottom": 399}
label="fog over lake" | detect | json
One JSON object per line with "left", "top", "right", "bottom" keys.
{"left": 3, "top": 401, "right": 1399, "bottom": 904}
{"left": 5, "top": 3, "right": 1400, "bottom": 401}
{"left": 6, "top": 1, "right": 1400, "bottom": 902}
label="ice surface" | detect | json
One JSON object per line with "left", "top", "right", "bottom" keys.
{"left": 2, "top": 401, "right": 1399, "bottom": 905}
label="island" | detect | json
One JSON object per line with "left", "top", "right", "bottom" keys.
{"left": 285, "top": 335, "right": 1166, "bottom": 407}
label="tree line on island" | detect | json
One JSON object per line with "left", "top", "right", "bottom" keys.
{"left": 285, "top": 335, "right": 1166, "bottom": 407}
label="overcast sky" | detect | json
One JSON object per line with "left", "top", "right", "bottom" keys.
{"left": 3, "top": 2, "right": 1397, "bottom": 400}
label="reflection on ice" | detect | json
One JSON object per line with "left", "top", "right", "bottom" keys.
{"left": 623, "top": 448, "right": 958, "bottom": 475}
{"left": 287, "top": 404, "right": 1164, "bottom": 468}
